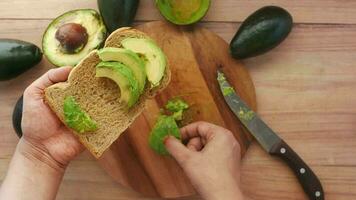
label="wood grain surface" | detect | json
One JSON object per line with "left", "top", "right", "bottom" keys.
{"left": 97, "top": 21, "right": 256, "bottom": 198}
{"left": 1, "top": 0, "right": 356, "bottom": 200}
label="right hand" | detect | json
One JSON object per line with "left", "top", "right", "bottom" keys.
{"left": 164, "top": 121, "right": 244, "bottom": 200}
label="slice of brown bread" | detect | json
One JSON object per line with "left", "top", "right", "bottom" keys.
{"left": 44, "top": 27, "right": 171, "bottom": 158}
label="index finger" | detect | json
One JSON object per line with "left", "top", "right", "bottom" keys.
{"left": 180, "top": 121, "right": 229, "bottom": 142}
{"left": 29, "top": 67, "right": 72, "bottom": 91}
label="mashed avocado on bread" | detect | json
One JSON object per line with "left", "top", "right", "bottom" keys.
{"left": 63, "top": 96, "right": 97, "bottom": 133}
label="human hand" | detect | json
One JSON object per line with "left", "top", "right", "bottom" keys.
{"left": 164, "top": 121, "right": 244, "bottom": 200}
{"left": 21, "top": 67, "right": 84, "bottom": 170}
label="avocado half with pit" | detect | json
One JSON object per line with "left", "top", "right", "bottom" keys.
{"left": 42, "top": 9, "right": 107, "bottom": 67}
{"left": 156, "top": 0, "right": 211, "bottom": 25}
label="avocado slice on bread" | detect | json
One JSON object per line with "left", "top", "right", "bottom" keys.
{"left": 44, "top": 27, "right": 170, "bottom": 158}
{"left": 98, "top": 48, "right": 146, "bottom": 93}
{"left": 96, "top": 61, "right": 140, "bottom": 108}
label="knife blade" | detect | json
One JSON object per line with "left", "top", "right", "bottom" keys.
{"left": 217, "top": 70, "right": 324, "bottom": 200}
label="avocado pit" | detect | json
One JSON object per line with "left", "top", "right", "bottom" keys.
{"left": 55, "top": 23, "right": 89, "bottom": 54}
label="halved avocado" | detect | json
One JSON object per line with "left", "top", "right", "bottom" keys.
{"left": 43, "top": 9, "right": 107, "bottom": 67}
{"left": 121, "top": 38, "right": 166, "bottom": 87}
{"left": 96, "top": 61, "right": 140, "bottom": 107}
{"left": 156, "top": 0, "right": 211, "bottom": 25}
{"left": 98, "top": 47, "right": 146, "bottom": 93}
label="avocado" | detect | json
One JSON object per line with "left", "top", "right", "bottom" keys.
{"left": 0, "top": 39, "right": 42, "bottom": 81}
{"left": 149, "top": 115, "right": 181, "bottom": 155}
{"left": 156, "top": 0, "right": 211, "bottom": 25}
{"left": 230, "top": 6, "right": 293, "bottom": 59}
{"left": 98, "top": 47, "right": 146, "bottom": 93}
{"left": 63, "top": 96, "right": 98, "bottom": 134}
{"left": 165, "top": 98, "right": 189, "bottom": 121}
{"left": 42, "top": 9, "right": 107, "bottom": 67}
{"left": 97, "top": 0, "right": 139, "bottom": 33}
{"left": 96, "top": 61, "right": 140, "bottom": 107}
{"left": 12, "top": 95, "right": 23, "bottom": 138}
{"left": 121, "top": 38, "right": 166, "bottom": 87}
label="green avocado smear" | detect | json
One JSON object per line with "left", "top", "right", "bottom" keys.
{"left": 149, "top": 115, "right": 181, "bottom": 155}
{"left": 63, "top": 96, "right": 98, "bottom": 134}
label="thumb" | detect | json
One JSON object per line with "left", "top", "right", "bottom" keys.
{"left": 164, "top": 136, "right": 191, "bottom": 164}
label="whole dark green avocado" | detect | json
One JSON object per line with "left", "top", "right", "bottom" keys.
{"left": 97, "top": 0, "right": 140, "bottom": 33}
{"left": 230, "top": 6, "right": 293, "bottom": 59}
{"left": 0, "top": 39, "right": 42, "bottom": 81}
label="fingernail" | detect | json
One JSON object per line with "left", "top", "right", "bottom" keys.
{"left": 163, "top": 136, "right": 174, "bottom": 144}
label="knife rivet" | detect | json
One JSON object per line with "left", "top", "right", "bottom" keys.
{"left": 300, "top": 168, "right": 306, "bottom": 174}
{"left": 280, "top": 148, "right": 286, "bottom": 154}
{"left": 315, "top": 191, "right": 321, "bottom": 197}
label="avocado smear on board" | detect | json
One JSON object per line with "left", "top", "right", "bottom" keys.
{"left": 63, "top": 96, "right": 98, "bottom": 133}
{"left": 165, "top": 98, "right": 189, "bottom": 121}
{"left": 149, "top": 98, "right": 189, "bottom": 155}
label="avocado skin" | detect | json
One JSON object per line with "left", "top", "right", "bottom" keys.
{"left": 230, "top": 6, "right": 293, "bottom": 59}
{"left": 12, "top": 95, "right": 23, "bottom": 138}
{"left": 0, "top": 39, "right": 42, "bottom": 81}
{"left": 97, "top": 0, "right": 139, "bottom": 33}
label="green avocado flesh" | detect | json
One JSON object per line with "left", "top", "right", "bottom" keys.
{"left": 63, "top": 96, "right": 98, "bottom": 134}
{"left": 42, "top": 9, "right": 107, "bottom": 67}
{"left": 98, "top": 47, "right": 146, "bottom": 93}
{"left": 149, "top": 115, "right": 181, "bottom": 155}
{"left": 121, "top": 38, "right": 166, "bottom": 87}
{"left": 96, "top": 61, "right": 140, "bottom": 107}
{"left": 156, "top": 0, "right": 211, "bottom": 25}
{"left": 165, "top": 98, "right": 189, "bottom": 121}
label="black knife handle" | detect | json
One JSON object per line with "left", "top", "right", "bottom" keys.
{"left": 270, "top": 140, "right": 324, "bottom": 200}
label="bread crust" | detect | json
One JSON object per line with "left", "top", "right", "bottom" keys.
{"left": 44, "top": 28, "right": 170, "bottom": 158}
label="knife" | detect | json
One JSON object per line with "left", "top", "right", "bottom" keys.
{"left": 217, "top": 70, "right": 324, "bottom": 200}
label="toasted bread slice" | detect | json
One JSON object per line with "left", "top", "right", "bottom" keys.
{"left": 44, "top": 27, "right": 171, "bottom": 158}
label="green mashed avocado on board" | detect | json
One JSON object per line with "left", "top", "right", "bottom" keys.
{"left": 63, "top": 96, "right": 98, "bottom": 134}
{"left": 165, "top": 98, "right": 189, "bottom": 121}
{"left": 149, "top": 98, "right": 190, "bottom": 155}
{"left": 149, "top": 115, "right": 181, "bottom": 155}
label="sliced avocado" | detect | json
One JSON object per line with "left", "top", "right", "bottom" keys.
{"left": 121, "top": 38, "right": 166, "bottom": 87}
{"left": 42, "top": 9, "right": 107, "bottom": 67}
{"left": 156, "top": 0, "right": 211, "bottom": 25}
{"left": 63, "top": 96, "right": 98, "bottom": 134}
{"left": 98, "top": 47, "right": 146, "bottom": 93}
{"left": 149, "top": 115, "right": 181, "bottom": 155}
{"left": 96, "top": 61, "right": 140, "bottom": 107}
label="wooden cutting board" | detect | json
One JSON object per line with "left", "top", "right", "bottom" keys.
{"left": 98, "top": 21, "right": 257, "bottom": 198}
